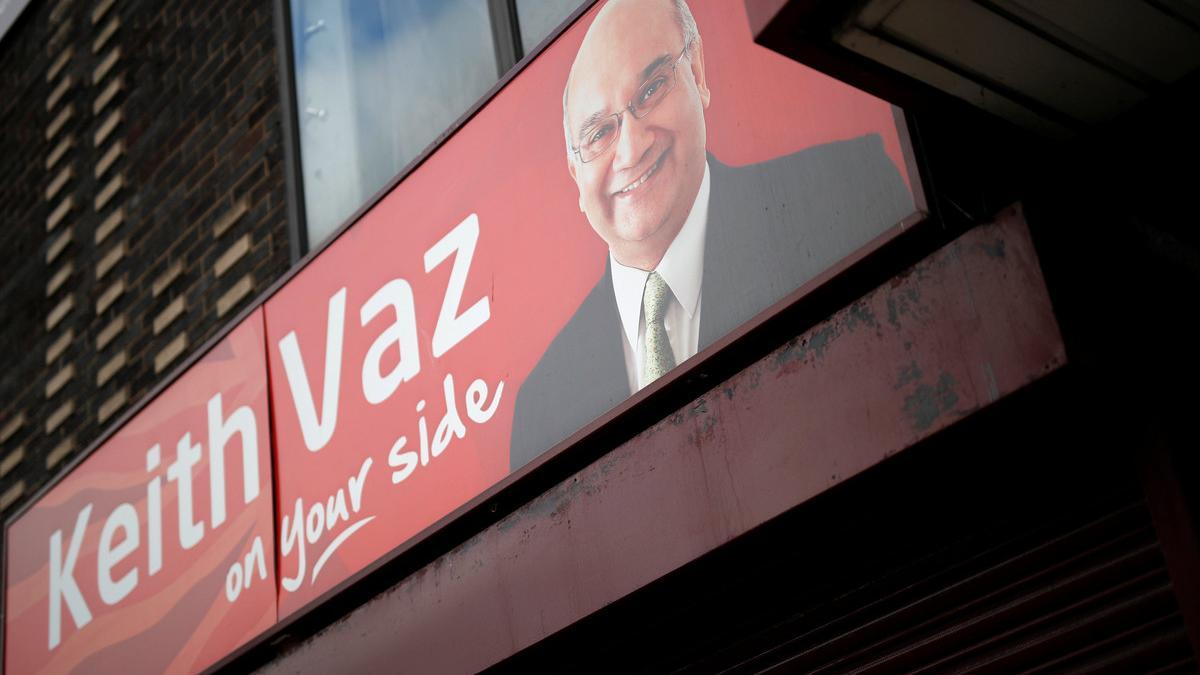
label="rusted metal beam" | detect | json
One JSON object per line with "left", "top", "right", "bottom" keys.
{"left": 254, "top": 205, "right": 1063, "bottom": 674}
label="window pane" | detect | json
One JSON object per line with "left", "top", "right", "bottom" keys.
{"left": 291, "top": 0, "right": 499, "bottom": 246}
{"left": 516, "top": 0, "right": 582, "bottom": 54}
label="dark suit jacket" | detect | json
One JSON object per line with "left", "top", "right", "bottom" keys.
{"left": 510, "top": 134, "right": 915, "bottom": 470}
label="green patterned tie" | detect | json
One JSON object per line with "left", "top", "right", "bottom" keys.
{"left": 641, "top": 271, "right": 677, "bottom": 386}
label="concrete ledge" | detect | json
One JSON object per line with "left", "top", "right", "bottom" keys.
{"left": 46, "top": 261, "right": 74, "bottom": 297}
{"left": 45, "top": 165, "right": 73, "bottom": 201}
{"left": 45, "top": 364, "right": 75, "bottom": 398}
{"left": 93, "top": 17, "right": 119, "bottom": 53}
{"left": 92, "top": 0, "right": 116, "bottom": 25}
{"left": 44, "top": 401, "right": 74, "bottom": 434}
{"left": 92, "top": 47, "right": 120, "bottom": 84}
{"left": 152, "top": 260, "right": 183, "bottom": 297}
{"left": 45, "top": 294, "right": 74, "bottom": 331}
{"left": 98, "top": 387, "right": 129, "bottom": 423}
{"left": 94, "top": 173, "right": 123, "bottom": 211}
{"left": 45, "top": 437, "right": 74, "bottom": 470}
{"left": 96, "top": 350, "right": 126, "bottom": 386}
{"left": 154, "top": 332, "right": 188, "bottom": 374}
{"left": 94, "top": 109, "right": 122, "bottom": 146}
{"left": 96, "top": 315, "right": 125, "bottom": 351}
{"left": 153, "top": 296, "right": 185, "bottom": 335}
{"left": 46, "top": 194, "right": 74, "bottom": 232}
{"left": 216, "top": 273, "right": 253, "bottom": 317}
{"left": 95, "top": 277, "right": 125, "bottom": 314}
{"left": 93, "top": 75, "right": 123, "bottom": 114}
{"left": 95, "top": 240, "right": 126, "bottom": 280}
{"left": 95, "top": 206, "right": 124, "bottom": 244}
{"left": 95, "top": 139, "right": 123, "bottom": 178}
{"left": 46, "top": 104, "right": 73, "bottom": 141}
{"left": 46, "top": 135, "right": 74, "bottom": 171}
{"left": 0, "top": 447, "right": 24, "bottom": 478}
{"left": 214, "top": 235, "right": 251, "bottom": 277}
{"left": 46, "top": 75, "right": 73, "bottom": 112}
{"left": 46, "top": 329, "right": 73, "bottom": 365}
{"left": 46, "top": 47, "right": 73, "bottom": 83}
{"left": 0, "top": 481, "right": 26, "bottom": 512}
{"left": 0, "top": 413, "right": 24, "bottom": 444}
{"left": 46, "top": 228, "right": 72, "bottom": 264}
{"left": 48, "top": 0, "right": 72, "bottom": 23}
{"left": 212, "top": 199, "right": 249, "bottom": 238}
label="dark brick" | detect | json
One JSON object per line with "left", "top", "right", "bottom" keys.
{"left": 0, "top": 0, "right": 291, "bottom": 518}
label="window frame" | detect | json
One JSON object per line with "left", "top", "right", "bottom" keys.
{"left": 276, "top": 0, "right": 582, "bottom": 261}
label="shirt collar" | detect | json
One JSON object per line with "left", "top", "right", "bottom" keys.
{"left": 610, "top": 161, "right": 711, "bottom": 350}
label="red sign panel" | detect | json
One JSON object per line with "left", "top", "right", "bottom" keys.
{"left": 4, "top": 310, "right": 277, "bottom": 674}
{"left": 264, "top": 0, "right": 922, "bottom": 615}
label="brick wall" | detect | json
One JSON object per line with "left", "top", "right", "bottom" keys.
{"left": 0, "top": 0, "right": 291, "bottom": 517}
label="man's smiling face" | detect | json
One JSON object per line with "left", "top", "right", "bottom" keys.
{"left": 565, "top": 0, "right": 710, "bottom": 271}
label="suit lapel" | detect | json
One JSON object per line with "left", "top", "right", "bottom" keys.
{"left": 699, "top": 157, "right": 740, "bottom": 348}
{"left": 593, "top": 260, "right": 635, "bottom": 398}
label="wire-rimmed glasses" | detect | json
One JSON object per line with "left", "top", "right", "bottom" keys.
{"left": 571, "top": 40, "right": 693, "bottom": 163}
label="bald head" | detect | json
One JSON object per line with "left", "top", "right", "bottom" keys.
{"left": 563, "top": 0, "right": 699, "bottom": 151}
{"left": 560, "top": 0, "right": 712, "bottom": 271}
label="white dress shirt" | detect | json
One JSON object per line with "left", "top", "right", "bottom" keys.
{"left": 610, "top": 162, "right": 711, "bottom": 392}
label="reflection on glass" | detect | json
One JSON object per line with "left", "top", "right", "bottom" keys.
{"left": 291, "top": 0, "right": 499, "bottom": 245}
{"left": 516, "top": 0, "right": 582, "bottom": 54}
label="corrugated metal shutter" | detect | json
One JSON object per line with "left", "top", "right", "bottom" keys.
{"left": 716, "top": 498, "right": 1195, "bottom": 674}
{"left": 490, "top": 376, "right": 1197, "bottom": 675}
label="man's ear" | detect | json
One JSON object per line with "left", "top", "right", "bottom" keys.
{"left": 690, "top": 37, "right": 711, "bottom": 109}
{"left": 566, "top": 154, "right": 586, "bottom": 212}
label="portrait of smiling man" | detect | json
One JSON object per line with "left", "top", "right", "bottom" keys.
{"left": 510, "top": 0, "right": 916, "bottom": 470}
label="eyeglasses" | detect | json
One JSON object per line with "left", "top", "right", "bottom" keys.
{"left": 571, "top": 40, "right": 693, "bottom": 163}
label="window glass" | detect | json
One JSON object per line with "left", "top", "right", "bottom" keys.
{"left": 516, "top": 0, "right": 583, "bottom": 54}
{"left": 291, "top": 0, "right": 499, "bottom": 245}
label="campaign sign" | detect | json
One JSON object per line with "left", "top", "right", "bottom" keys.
{"left": 4, "top": 310, "right": 276, "bottom": 674}
{"left": 264, "top": 0, "right": 922, "bottom": 615}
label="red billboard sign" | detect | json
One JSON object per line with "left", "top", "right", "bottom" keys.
{"left": 4, "top": 311, "right": 277, "bottom": 674}
{"left": 4, "top": 1, "right": 929, "bottom": 667}
{"left": 264, "top": 0, "right": 922, "bottom": 616}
